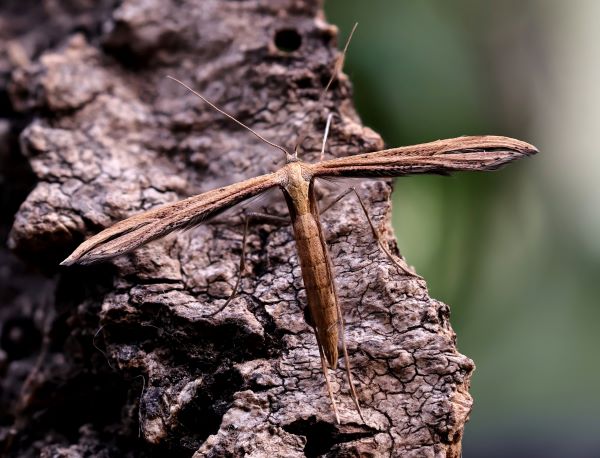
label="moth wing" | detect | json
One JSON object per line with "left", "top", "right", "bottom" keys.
{"left": 312, "top": 136, "right": 537, "bottom": 179}
{"left": 62, "top": 172, "right": 281, "bottom": 265}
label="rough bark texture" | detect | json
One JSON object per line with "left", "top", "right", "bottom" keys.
{"left": 1, "top": 1, "right": 474, "bottom": 456}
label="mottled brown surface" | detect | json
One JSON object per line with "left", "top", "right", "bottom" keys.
{"left": 1, "top": 0, "right": 474, "bottom": 456}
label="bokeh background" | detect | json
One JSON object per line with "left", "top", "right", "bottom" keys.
{"left": 325, "top": 1, "right": 600, "bottom": 456}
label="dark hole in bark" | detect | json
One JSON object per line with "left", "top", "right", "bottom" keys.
{"left": 296, "top": 76, "right": 313, "bottom": 89}
{"left": 172, "top": 367, "right": 243, "bottom": 452}
{"left": 320, "top": 73, "right": 338, "bottom": 91}
{"left": 283, "top": 417, "right": 376, "bottom": 457}
{"left": 274, "top": 29, "right": 302, "bottom": 52}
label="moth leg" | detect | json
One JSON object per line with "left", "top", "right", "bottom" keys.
{"left": 331, "top": 300, "right": 366, "bottom": 423}
{"left": 320, "top": 187, "right": 423, "bottom": 279}
{"left": 205, "top": 212, "right": 289, "bottom": 316}
{"left": 313, "top": 326, "right": 340, "bottom": 424}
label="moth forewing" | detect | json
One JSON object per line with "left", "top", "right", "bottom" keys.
{"left": 61, "top": 171, "right": 282, "bottom": 266}
{"left": 311, "top": 135, "right": 538, "bottom": 179}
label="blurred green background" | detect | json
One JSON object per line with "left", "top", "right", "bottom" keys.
{"left": 325, "top": 1, "right": 600, "bottom": 456}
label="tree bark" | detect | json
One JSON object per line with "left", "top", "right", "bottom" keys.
{"left": 1, "top": 0, "right": 474, "bottom": 456}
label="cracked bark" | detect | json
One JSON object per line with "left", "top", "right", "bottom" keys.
{"left": 1, "top": 1, "right": 474, "bottom": 457}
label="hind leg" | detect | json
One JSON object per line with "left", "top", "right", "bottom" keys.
{"left": 332, "top": 310, "right": 366, "bottom": 423}
{"left": 319, "top": 187, "right": 422, "bottom": 279}
{"left": 312, "top": 326, "right": 340, "bottom": 424}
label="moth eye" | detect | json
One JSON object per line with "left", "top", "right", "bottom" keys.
{"left": 274, "top": 28, "right": 302, "bottom": 53}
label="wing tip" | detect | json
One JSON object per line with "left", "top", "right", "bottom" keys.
{"left": 60, "top": 252, "right": 85, "bottom": 267}
{"left": 491, "top": 135, "right": 539, "bottom": 157}
{"left": 462, "top": 135, "right": 539, "bottom": 162}
{"left": 521, "top": 141, "right": 539, "bottom": 157}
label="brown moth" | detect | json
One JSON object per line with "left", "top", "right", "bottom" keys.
{"left": 61, "top": 26, "right": 537, "bottom": 423}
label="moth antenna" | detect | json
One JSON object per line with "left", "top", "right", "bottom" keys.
{"left": 320, "top": 112, "right": 333, "bottom": 162}
{"left": 293, "top": 22, "right": 358, "bottom": 157}
{"left": 318, "top": 22, "right": 357, "bottom": 104}
{"left": 167, "top": 75, "right": 291, "bottom": 160}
